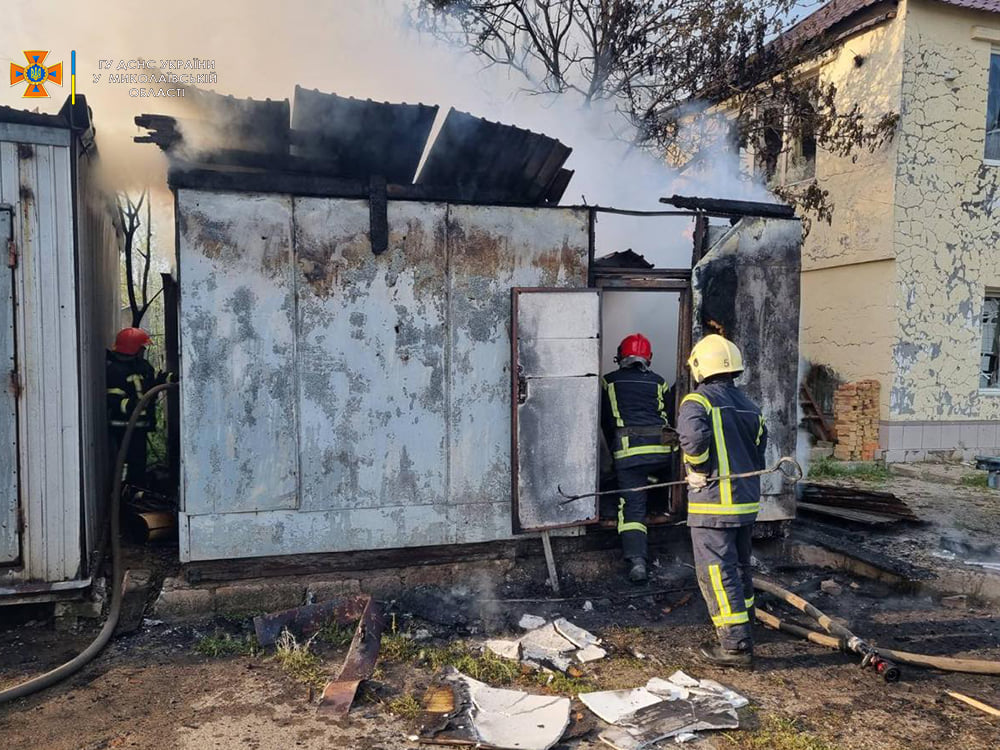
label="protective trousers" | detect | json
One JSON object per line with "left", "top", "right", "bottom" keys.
{"left": 691, "top": 525, "right": 754, "bottom": 651}
{"left": 111, "top": 426, "right": 149, "bottom": 485}
{"left": 615, "top": 464, "right": 666, "bottom": 561}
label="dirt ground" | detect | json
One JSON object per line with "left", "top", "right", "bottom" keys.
{"left": 3, "top": 474, "right": 1000, "bottom": 750}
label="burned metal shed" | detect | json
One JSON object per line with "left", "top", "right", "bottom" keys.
{"left": 139, "top": 89, "right": 801, "bottom": 563}
{"left": 0, "top": 98, "right": 120, "bottom": 601}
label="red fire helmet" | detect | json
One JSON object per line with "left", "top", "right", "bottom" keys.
{"left": 617, "top": 333, "right": 652, "bottom": 363}
{"left": 114, "top": 327, "right": 152, "bottom": 356}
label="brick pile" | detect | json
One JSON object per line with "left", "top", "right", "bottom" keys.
{"left": 832, "top": 380, "right": 880, "bottom": 461}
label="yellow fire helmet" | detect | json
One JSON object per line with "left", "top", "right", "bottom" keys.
{"left": 687, "top": 334, "right": 745, "bottom": 383}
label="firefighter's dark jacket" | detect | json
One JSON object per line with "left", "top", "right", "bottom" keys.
{"left": 106, "top": 350, "right": 164, "bottom": 429}
{"left": 677, "top": 378, "right": 768, "bottom": 528}
{"left": 600, "top": 364, "right": 675, "bottom": 469}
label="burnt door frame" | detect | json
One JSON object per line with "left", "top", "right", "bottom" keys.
{"left": 590, "top": 272, "right": 692, "bottom": 518}
{"left": 511, "top": 287, "right": 602, "bottom": 534}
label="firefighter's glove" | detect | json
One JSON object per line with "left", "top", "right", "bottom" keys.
{"left": 686, "top": 471, "right": 708, "bottom": 492}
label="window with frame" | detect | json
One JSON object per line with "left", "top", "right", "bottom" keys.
{"left": 987, "top": 51, "right": 1000, "bottom": 162}
{"left": 981, "top": 292, "right": 1000, "bottom": 390}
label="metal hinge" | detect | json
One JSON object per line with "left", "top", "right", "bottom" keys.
{"left": 7, "top": 239, "right": 15, "bottom": 269}
{"left": 9, "top": 370, "right": 20, "bottom": 399}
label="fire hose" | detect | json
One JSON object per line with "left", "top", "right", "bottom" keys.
{"left": 753, "top": 577, "right": 1000, "bottom": 679}
{"left": 0, "top": 382, "right": 177, "bottom": 705}
{"left": 558, "top": 455, "right": 803, "bottom": 505}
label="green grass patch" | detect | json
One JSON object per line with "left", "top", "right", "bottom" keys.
{"left": 807, "top": 458, "right": 890, "bottom": 483}
{"left": 317, "top": 618, "right": 357, "bottom": 648}
{"left": 725, "top": 714, "right": 840, "bottom": 750}
{"left": 194, "top": 631, "right": 259, "bottom": 658}
{"left": 379, "top": 633, "right": 422, "bottom": 663}
{"left": 961, "top": 473, "right": 992, "bottom": 489}
{"left": 386, "top": 693, "right": 421, "bottom": 719}
{"left": 274, "top": 629, "right": 326, "bottom": 688}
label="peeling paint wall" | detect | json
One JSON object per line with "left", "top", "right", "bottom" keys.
{"left": 797, "top": 10, "right": 906, "bottom": 418}
{"left": 889, "top": 0, "right": 1000, "bottom": 425}
{"left": 177, "top": 191, "right": 589, "bottom": 561}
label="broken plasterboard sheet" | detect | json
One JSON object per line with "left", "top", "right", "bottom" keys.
{"left": 519, "top": 614, "right": 547, "bottom": 630}
{"left": 554, "top": 617, "right": 602, "bottom": 649}
{"left": 418, "top": 667, "right": 571, "bottom": 750}
{"left": 485, "top": 639, "right": 522, "bottom": 661}
{"left": 579, "top": 688, "right": 663, "bottom": 725}
{"left": 576, "top": 644, "right": 608, "bottom": 663}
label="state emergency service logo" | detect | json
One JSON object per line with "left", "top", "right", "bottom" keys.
{"left": 10, "top": 51, "right": 63, "bottom": 98}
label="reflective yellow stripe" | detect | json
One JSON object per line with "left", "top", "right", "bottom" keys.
{"left": 756, "top": 415, "right": 765, "bottom": 446}
{"left": 712, "top": 611, "right": 750, "bottom": 626}
{"left": 684, "top": 449, "right": 710, "bottom": 464}
{"left": 712, "top": 407, "right": 733, "bottom": 504}
{"left": 126, "top": 373, "right": 145, "bottom": 398}
{"left": 604, "top": 379, "right": 624, "bottom": 428}
{"left": 709, "top": 564, "right": 732, "bottom": 617}
{"left": 614, "top": 444, "right": 675, "bottom": 459}
{"left": 744, "top": 596, "right": 755, "bottom": 610}
{"left": 656, "top": 382, "right": 669, "bottom": 423}
{"left": 107, "top": 388, "right": 127, "bottom": 397}
{"left": 119, "top": 397, "right": 130, "bottom": 415}
{"left": 688, "top": 502, "right": 760, "bottom": 515}
{"left": 681, "top": 393, "right": 712, "bottom": 411}
{"left": 617, "top": 498, "right": 648, "bottom": 534}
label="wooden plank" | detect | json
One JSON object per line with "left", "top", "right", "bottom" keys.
{"left": 797, "top": 502, "right": 898, "bottom": 526}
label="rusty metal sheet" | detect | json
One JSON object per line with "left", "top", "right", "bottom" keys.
{"left": 692, "top": 216, "right": 801, "bottom": 522}
{"left": 177, "top": 189, "right": 298, "bottom": 515}
{"left": 318, "top": 596, "right": 386, "bottom": 716}
{"left": 294, "top": 198, "right": 449, "bottom": 517}
{"left": 513, "top": 289, "right": 600, "bottom": 531}
{"left": 253, "top": 595, "right": 369, "bottom": 646}
{"left": 291, "top": 86, "right": 438, "bottom": 183}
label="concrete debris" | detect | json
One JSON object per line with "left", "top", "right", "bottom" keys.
{"left": 583, "top": 600, "right": 594, "bottom": 612}
{"left": 494, "top": 617, "right": 605, "bottom": 674}
{"left": 965, "top": 560, "right": 1000, "bottom": 572}
{"left": 941, "top": 595, "right": 968, "bottom": 609}
{"left": 418, "top": 667, "right": 571, "bottom": 750}
{"left": 581, "top": 672, "right": 746, "bottom": 748}
{"left": 820, "top": 579, "right": 844, "bottom": 596}
{"left": 519, "top": 614, "right": 547, "bottom": 630}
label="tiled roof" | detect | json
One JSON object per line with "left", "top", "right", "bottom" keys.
{"left": 932, "top": 0, "right": 1000, "bottom": 12}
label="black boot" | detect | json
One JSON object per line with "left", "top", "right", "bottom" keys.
{"left": 698, "top": 641, "right": 753, "bottom": 669}
{"left": 627, "top": 557, "right": 648, "bottom": 584}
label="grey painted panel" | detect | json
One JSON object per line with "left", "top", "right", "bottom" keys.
{"left": 516, "top": 291, "right": 600, "bottom": 341}
{"left": 516, "top": 376, "right": 599, "bottom": 529}
{"left": 0, "top": 123, "right": 71, "bottom": 147}
{"left": 1, "top": 142, "right": 82, "bottom": 582}
{"left": 0, "top": 207, "right": 17, "bottom": 563}
{"left": 178, "top": 190, "right": 298, "bottom": 514}
{"left": 447, "top": 205, "right": 589, "bottom": 513}
{"left": 518, "top": 337, "right": 600, "bottom": 378}
{"left": 294, "top": 198, "right": 448, "bottom": 514}
{"left": 187, "top": 504, "right": 454, "bottom": 560}
{"left": 693, "top": 217, "right": 801, "bottom": 522}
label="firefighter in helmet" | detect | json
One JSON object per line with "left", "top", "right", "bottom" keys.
{"left": 600, "top": 333, "right": 677, "bottom": 584}
{"left": 677, "top": 334, "right": 767, "bottom": 669}
{"left": 106, "top": 327, "right": 168, "bottom": 485}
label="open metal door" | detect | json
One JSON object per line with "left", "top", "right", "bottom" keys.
{"left": 691, "top": 216, "right": 802, "bottom": 522}
{"left": 512, "top": 288, "right": 601, "bottom": 532}
{"left": 0, "top": 205, "right": 18, "bottom": 563}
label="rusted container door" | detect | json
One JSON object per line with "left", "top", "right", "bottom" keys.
{"left": 0, "top": 205, "right": 17, "bottom": 563}
{"left": 512, "top": 288, "right": 600, "bottom": 532}
{"left": 691, "top": 216, "right": 802, "bottom": 522}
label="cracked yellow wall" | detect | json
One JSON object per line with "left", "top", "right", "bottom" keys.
{"left": 801, "top": 260, "right": 896, "bottom": 415}
{"left": 799, "top": 12, "right": 906, "bottom": 417}
{"left": 890, "top": 0, "right": 1000, "bottom": 420}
